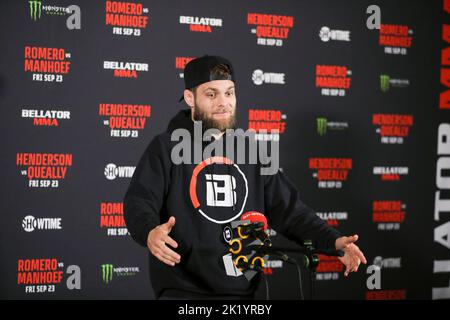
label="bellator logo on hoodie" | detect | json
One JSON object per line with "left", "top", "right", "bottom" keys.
{"left": 189, "top": 156, "right": 248, "bottom": 224}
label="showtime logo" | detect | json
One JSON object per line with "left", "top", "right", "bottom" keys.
{"left": 373, "top": 200, "right": 406, "bottom": 231}
{"left": 24, "top": 46, "right": 71, "bottom": 82}
{"left": 105, "top": 1, "right": 149, "bottom": 37}
{"left": 248, "top": 109, "right": 286, "bottom": 141}
{"left": 104, "top": 163, "right": 135, "bottom": 180}
{"left": 372, "top": 114, "right": 413, "bottom": 144}
{"left": 316, "top": 255, "right": 344, "bottom": 281}
{"left": 373, "top": 166, "right": 408, "bottom": 181}
{"left": 175, "top": 56, "right": 195, "bottom": 78}
{"left": 22, "top": 215, "right": 62, "bottom": 232}
{"left": 309, "top": 158, "right": 352, "bottom": 189}
{"left": 99, "top": 103, "right": 151, "bottom": 138}
{"left": 316, "top": 65, "right": 352, "bottom": 97}
{"left": 319, "top": 26, "right": 350, "bottom": 42}
{"left": 100, "top": 202, "right": 128, "bottom": 236}
{"left": 16, "top": 153, "right": 73, "bottom": 188}
{"left": 252, "top": 69, "right": 285, "bottom": 85}
{"left": 373, "top": 256, "right": 402, "bottom": 269}
{"left": 247, "top": 13, "right": 294, "bottom": 47}
{"left": 103, "top": 60, "right": 148, "bottom": 78}
{"left": 179, "top": 15, "right": 222, "bottom": 33}
{"left": 17, "top": 258, "right": 81, "bottom": 293}
{"left": 317, "top": 211, "right": 348, "bottom": 227}
{"left": 379, "top": 24, "right": 413, "bottom": 55}
{"left": 21, "top": 108, "right": 70, "bottom": 127}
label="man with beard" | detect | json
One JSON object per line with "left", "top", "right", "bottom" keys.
{"left": 124, "top": 55, "right": 366, "bottom": 300}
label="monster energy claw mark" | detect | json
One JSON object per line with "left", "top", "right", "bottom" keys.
{"left": 380, "top": 74, "right": 390, "bottom": 92}
{"left": 29, "top": 0, "right": 42, "bottom": 20}
{"left": 317, "top": 117, "right": 327, "bottom": 136}
{"left": 101, "top": 264, "right": 113, "bottom": 284}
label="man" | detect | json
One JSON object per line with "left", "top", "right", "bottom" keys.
{"left": 124, "top": 55, "right": 366, "bottom": 300}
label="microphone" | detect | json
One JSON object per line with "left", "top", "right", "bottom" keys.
{"left": 234, "top": 255, "right": 264, "bottom": 273}
{"left": 239, "top": 211, "right": 271, "bottom": 244}
{"left": 246, "top": 244, "right": 296, "bottom": 263}
{"left": 246, "top": 243, "right": 344, "bottom": 257}
{"left": 246, "top": 243, "right": 344, "bottom": 267}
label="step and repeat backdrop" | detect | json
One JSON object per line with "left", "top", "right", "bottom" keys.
{"left": 1, "top": 0, "right": 449, "bottom": 300}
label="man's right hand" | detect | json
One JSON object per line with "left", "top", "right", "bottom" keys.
{"left": 147, "top": 216, "right": 181, "bottom": 266}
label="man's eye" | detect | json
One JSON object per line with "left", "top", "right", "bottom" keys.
{"left": 226, "top": 91, "right": 234, "bottom": 96}
{"left": 207, "top": 93, "right": 215, "bottom": 98}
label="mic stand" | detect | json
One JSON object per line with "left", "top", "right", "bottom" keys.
{"left": 303, "top": 240, "right": 318, "bottom": 300}
{"left": 248, "top": 240, "right": 343, "bottom": 300}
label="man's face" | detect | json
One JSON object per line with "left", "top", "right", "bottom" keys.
{"left": 188, "top": 80, "right": 236, "bottom": 131}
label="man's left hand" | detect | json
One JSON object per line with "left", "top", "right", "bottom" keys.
{"left": 335, "top": 234, "right": 367, "bottom": 277}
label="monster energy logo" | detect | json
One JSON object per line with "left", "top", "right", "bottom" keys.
{"left": 380, "top": 74, "right": 390, "bottom": 92}
{"left": 101, "top": 264, "right": 113, "bottom": 284}
{"left": 29, "top": 0, "right": 42, "bottom": 20}
{"left": 317, "top": 117, "right": 327, "bottom": 136}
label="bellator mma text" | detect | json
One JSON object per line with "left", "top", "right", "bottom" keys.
{"left": 178, "top": 304, "right": 272, "bottom": 317}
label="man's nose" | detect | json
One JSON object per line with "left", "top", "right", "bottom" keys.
{"left": 216, "top": 93, "right": 229, "bottom": 107}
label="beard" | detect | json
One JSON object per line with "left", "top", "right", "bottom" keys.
{"left": 192, "top": 105, "right": 236, "bottom": 132}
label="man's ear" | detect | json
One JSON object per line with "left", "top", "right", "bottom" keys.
{"left": 184, "top": 89, "right": 195, "bottom": 108}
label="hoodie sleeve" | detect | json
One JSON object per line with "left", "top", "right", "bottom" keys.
{"left": 264, "top": 169, "right": 341, "bottom": 251}
{"left": 124, "top": 135, "right": 171, "bottom": 247}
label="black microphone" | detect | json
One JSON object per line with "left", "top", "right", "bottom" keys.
{"left": 239, "top": 211, "right": 271, "bottom": 244}
{"left": 235, "top": 258, "right": 264, "bottom": 273}
{"left": 246, "top": 244, "right": 296, "bottom": 263}
{"left": 247, "top": 244, "right": 344, "bottom": 257}
{"left": 239, "top": 222, "right": 271, "bottom": 243}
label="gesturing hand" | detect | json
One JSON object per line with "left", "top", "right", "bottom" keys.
{"left": 147, "top": 216, "right": 181, "bottom": 267}
{"left": 335, "top": 234, "right": 367, "bottom": 277}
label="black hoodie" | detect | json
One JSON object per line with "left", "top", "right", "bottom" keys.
{"left": 124, "top": 109, "right": 341, "bottom": 299}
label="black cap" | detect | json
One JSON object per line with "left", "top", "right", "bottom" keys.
{"left": 179, "top": 55, "right": 235, "bottom": 102}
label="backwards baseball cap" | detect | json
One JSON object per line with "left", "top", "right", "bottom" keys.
{"left": 179, "top": 55, "right": 235, "bottom": 102}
